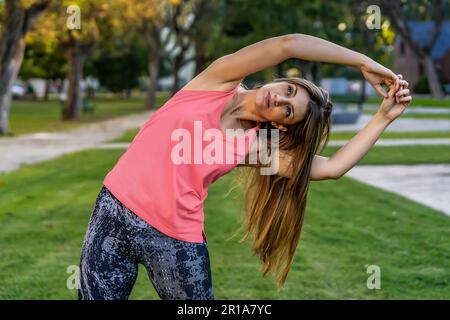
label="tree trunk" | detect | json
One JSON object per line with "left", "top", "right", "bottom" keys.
{"left": 313, "top": 63, "right": 323, "bottom": 83}
{"left": 171, "top": 54, "right": 183, "bottom": 96}
{"left": 276, "top": 63, "right": 284, "bottom": 77}
{"left": 146, "top": 53, "right": 161, "bottom": 110}
{"left": 423, "top": 55, "right": 444, "bottom": 99}
{"left": 0, "top": 1, "right": 27, "bottom": 136}
{"left": 194, "top": 54, "right": 207, "bottom": 76}
{"left": 0, "top": 0, "right": 51, "bottom": 135}
{"left": 301, "top": 62, "right": 313, "bottom": 81}
{"left": 0, "top": 39, "right": 25, "bottom": 136}
{"left": 44, "top": 79, "right": 51, "bottom": 101}
{"left": 63, "top": 44, "right": 86, "bottom": 120}
{"left": 358, "top": 77, "right": 366, "bottom": 113}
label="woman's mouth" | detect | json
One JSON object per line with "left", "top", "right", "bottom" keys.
{"left": 266, "top": 92, "right": 270, "bottom": 108}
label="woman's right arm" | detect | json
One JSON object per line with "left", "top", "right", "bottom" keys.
{"left": 198, "top": 35, "right": 292, "bottom": 84}
{"left": 200, "top": 33, "right": 398, "bottom": 97}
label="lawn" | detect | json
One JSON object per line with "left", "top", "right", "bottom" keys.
{"left": 4, "top": 93, "right": 170, "bottom": 137}
{"left": 0, "top": 148, "right": 448, "bottom": 299}
{"left": 364, "top": 96, "right": 449, "bottom": 108}
{"left": 321, "top": 145, "right": 450, "bottom": 165}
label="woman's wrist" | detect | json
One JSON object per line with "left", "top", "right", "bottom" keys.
{"left": 373, "top": 110, "right": 393, "bottom": 127}
{"left": 358, "top": 54, "right": 373, "bottom": 69}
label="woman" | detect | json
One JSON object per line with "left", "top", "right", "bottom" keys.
{"left": 78, "top": 33, "right": 411, "bottom": 300}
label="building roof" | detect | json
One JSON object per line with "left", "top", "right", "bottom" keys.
{"left": 408, "top": 21, "right": 450, "bottom": 60}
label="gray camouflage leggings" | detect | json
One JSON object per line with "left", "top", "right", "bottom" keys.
{"left": 78, "top": 185, "right": 214, "bottom": 300}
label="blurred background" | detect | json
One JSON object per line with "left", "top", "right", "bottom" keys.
{"left": 0, "top": 0, "right": 449, "bottom": 299}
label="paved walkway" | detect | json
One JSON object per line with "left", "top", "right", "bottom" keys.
{"left": 345, "top": 164, "right": 450, "bottom": 217}
{"left": 363, "top": 105, "right": 449, "bottom": 114}
{"left": 332, "top": 114, "right": 450, "bottom": 132}
{"left": 0, "top": 111, "right": 153, "bottom": 173}
{"left": 328, "top": 138, "right": 450, "bottom": 147}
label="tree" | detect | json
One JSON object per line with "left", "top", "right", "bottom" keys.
{"left": 376, "top": 0, "right": 448, "bottom": 98}
{"left": 87, "top": 32, "right": 148, "bottom": 98}
{"left": 168, "top": 0, "right": 218, "bottom": 95}
{"left": 19, "top": 15, "right": 67, "bottom": 100}
{"left": 119, "top": 0, "right": 180, "bottom": 109}
{"left": 0, "top": 0, "right": 51, "bottom": 135}
{"left": 54, "top": 0, "right": 104, "bottom": 120}
{"left": 191, "top": 0, "right": 224, "bottom": 76}
{"left": 39, "top": 1, "right": 127, "bottom": 120}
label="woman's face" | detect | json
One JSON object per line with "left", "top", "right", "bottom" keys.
{"left": 256, "top": 81, "right": 311, "bottom": 130}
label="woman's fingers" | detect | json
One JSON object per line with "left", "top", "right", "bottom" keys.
{"left": 387, "top": 74, "right": 412, "bottom": 106}
{"left": 399, "top": 79, "right": 408, "bottom": 88}
{"left": 374, "top": 83, "right": 388, "bottom": 98}
{"left": 400, "top": 96, "right": 412, "bottom": 104}
{"left": 396, "top": 88, "right": 410, "bottom": 97}
{"left": 394, "top": 74, "right": 401, "bottom": 91}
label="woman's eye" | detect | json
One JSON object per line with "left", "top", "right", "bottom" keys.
{"left": 285, "top": 106, "right": 291, "bottom": 117}
{"left": 287, "top": 86, "right": 293, "bottom": 95}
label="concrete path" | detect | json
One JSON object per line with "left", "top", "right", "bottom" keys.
{"left": 345, "top": 164, "right": 450, "bottom": 216}
{"left": 363, "top": 105, "right": 449, "bottom": 114}
{"left": 328, "top": 138, "right": 450, "bottom": 147}
{"left": 0, "top": 111, "right": 153, "bottom": 173}
{"left": 332, "top": 114, "right": 450, "bottom": 132}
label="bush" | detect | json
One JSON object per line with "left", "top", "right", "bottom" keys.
{"left": 413, "top": 75, "right": 431, "bottom": 94}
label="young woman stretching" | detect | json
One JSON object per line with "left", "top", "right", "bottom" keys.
{"left": 78, "top": 33, "right": 411, "bottom": 300}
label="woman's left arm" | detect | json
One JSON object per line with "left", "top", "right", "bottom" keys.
{"left": 320, "top": 77, "right": 411, "bottom": 180}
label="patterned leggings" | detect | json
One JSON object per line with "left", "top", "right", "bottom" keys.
{"left": 78, "top": 185, "right": 214, "bottom": 300}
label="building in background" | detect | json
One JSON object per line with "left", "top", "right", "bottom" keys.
{"left": 394, "top": 21, "right": 450, "bottom": 92}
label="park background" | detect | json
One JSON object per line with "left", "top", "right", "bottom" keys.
{"left": 0, "top": 0, "right": 449, "bottom": 299}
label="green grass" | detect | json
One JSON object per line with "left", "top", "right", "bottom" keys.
{"left": 4, "top": 93, "right": 170, "bottom": 137}
{"left": 110, "top": 128, "right": 141, "bottom": 143}
{"left": 0, "top": 148, "right": 449, "bottom": 299}
{"left": 366, "top": 96, "right": 450, "bottom": 108}
{"left": 321, "top": 145, "right": 450, "bottom": 165}
{"left": 330, "top": 131, "right": 450, "bottom": 141}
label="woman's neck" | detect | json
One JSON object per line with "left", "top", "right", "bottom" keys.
{"left": 229, "top": 87, "right": 264, "bottom": 126}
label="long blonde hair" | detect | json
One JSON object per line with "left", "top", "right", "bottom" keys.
{"left": 234, "top": 77, "right": 333, "bottom": 287}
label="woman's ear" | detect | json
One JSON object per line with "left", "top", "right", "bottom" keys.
{"left": 271, "top": 121, "right": 288, "bottom": 131}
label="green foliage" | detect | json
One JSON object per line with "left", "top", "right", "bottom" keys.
{"left": 86, "top": 33, "right": 148, "bottom": 93}
{"left": 413, "top": 75, "right": 431, "bottom": 94}
{"left": 19, "top": 42, "right": 67, "bottom": 80}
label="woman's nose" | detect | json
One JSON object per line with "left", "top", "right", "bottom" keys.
{"left": 275, "top": 95, "right": 288, "bottom": 106}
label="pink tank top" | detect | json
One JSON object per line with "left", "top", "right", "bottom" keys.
{"left": 103, "top": 83, "right": 260, "bottom": 243}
